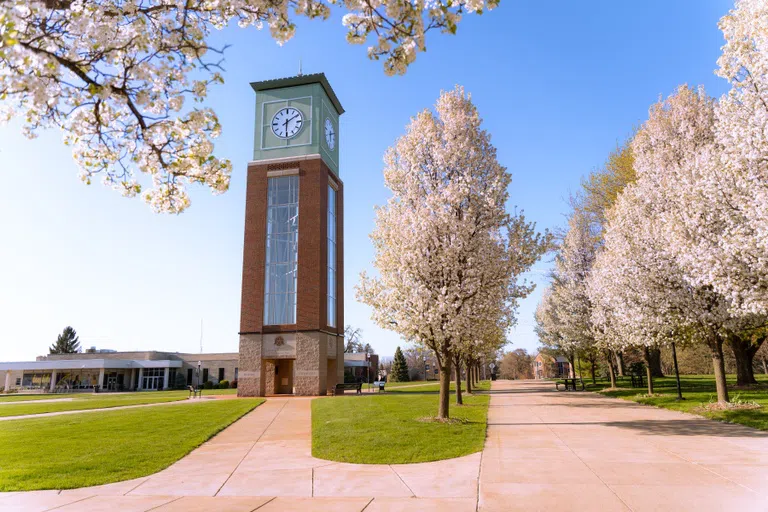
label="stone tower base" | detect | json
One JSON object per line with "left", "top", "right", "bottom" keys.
{"left": 238, "top": 332, "right": 344, "bottom": 397}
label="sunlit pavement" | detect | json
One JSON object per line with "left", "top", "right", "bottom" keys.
{"left": 2, "top": 380, "right": 768, "bottom": 511}
{"left": 479, "top": 379, "right": 768, "bottom": 511}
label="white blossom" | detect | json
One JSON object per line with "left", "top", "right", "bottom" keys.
{"left": 0, "top": 0, "right": 495, "bottom": 212}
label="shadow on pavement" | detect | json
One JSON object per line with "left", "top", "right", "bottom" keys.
{"left": 487, "top": 419, "right": 768, "bottom": 437}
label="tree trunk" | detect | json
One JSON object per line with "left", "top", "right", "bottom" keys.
{"left": 648, "top": 347, "right": 664, "bottom": 378}
{"left": 568, "top": 353, "right": 576, "bottom": 378}
{"left": 606, "top": 351, "right": 616, "bottom": 388}
{"left": 710, "top": 338, "right": 730, "bottom": 404}
{"left": 454, "top": 355, "right": 463, "bottom": 405}
{"left": 438, "top": 354, "right": 452, "bottom": 419}
{"left": 616, "top": 351, "right": 626, "bottom": 376}
{"left": 465, "top": 357, "right": 473, "bottom": 395}
{"left": 643, "top": 347, "right": 654, "bottom": 395}
{"left": 762, "top": 357, "right": 768, "bottom": 375}
{"left": 729, "top": 334, "right": 760, "bottom": 386}
{"left": 590, "top": 358, "right": 597, "bottom": 385}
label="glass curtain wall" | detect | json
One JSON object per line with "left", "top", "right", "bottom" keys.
{"left": 264, "top": 175, "right": 299, "bottom": 325}
{"left": 327, "top": 184, "right": 337, "bottom": 327}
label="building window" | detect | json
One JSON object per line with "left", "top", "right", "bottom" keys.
{"left": 203, "top": 368, "right": 209, "bottom": 384}
{"left": 187, "top": 368, "right": 193, "bottom": 385}
{"left": 264, "top": 175, "right": 299, "bottom": 325}
{"left": 141, "top": 368, "right": 165, "bottom": 390}
{"left": 327, "top": 183, "right": 337, "bottom": 327}
{"left": 218, "top": 368, "right": 225, "bottom": 382}
{"left": 15, "top": 378, "right": 21, "bottom": 386}
{"left": 234, "top": 368, "right": 239, "bottom": 381}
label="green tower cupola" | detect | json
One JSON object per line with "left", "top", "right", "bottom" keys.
{"left": 251, "top": 73, "right": 344, "bottom": 177}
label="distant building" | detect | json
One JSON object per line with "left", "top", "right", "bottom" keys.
{"left": 343, "top": 352, "right": 379, "bottom": 383}
{"left": 533, "top": 353, "right": 571, "bottom": 379}
{"left": 1, "top": 350, "right": 238, "bottom": 392}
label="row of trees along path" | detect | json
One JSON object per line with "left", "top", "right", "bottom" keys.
{"left": 357, "top": 87, "right": 550, "bottom": 419}
{"left": 537, "top": 0, "right": 768, "bottom": 405}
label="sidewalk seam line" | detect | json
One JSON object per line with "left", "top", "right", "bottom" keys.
{"left": 43, "top": 495, "right": 95, "bottom": 511}
{"left": 360, "top": 497, "right": 375, "bottom": 511}
{"left": 145, "top": 495, "right": 183, "bottom": 511}
{"left": 251, "top": 496, "right": 277, "bottom": 510}
{"left": 388, "top": 465, "right": 416, "bottom": 497}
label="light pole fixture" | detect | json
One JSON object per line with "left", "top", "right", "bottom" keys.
{"left": 671, "top": 343, "right": 685, "bottom": 401}
{"left": 197, "top": 361, "right": 202, "bottom": 393}
{"left": 423, "top": 356, "right": 427, "bottom": 382}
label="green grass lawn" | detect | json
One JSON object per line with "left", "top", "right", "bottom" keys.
{"left": 0, "top": 388, "right": 238, "bottom": 417}
{"left": 0, "top": 394, "right": 81, "bottom": 402}
{"left": 0, "top": 398, "right": 263, "bottom": 491}
{"left": 580, "top": 374, "right": 768, "bottom": 431}
{"left": 388, "top": 379, "right": 491, "bottom": 393}
{"left": 377, "top": 380, "right": 435, "bottom": 388}
{"left": 312, "top": 382, "right": 490, "bottom": 464}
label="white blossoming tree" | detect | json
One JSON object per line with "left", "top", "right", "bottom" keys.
{"left": 535, "top": 206, "right": 607, "bottom": 384}
{"left": 703, "top": 0, "right": 768, "bottom": 315}
{"left": 0, "top": 0, "right": 497, "bottom": 213}
{"left": 357, "top": 86, "right": 549, "bottom": 419}
{"left": 633, "top": 85, "right": 767, "bottom": 387}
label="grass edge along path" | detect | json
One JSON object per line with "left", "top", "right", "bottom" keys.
{"left": 577, "top": 374, "right": 768, "bottom": 431}
{"left": 312, "top": 382, "right": 490, "bottom": 464}
{"left": 0, "top": 398, "right": 264, "bottom": 492}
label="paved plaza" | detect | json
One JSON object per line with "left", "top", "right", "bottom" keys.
{"left": 2, "top": 380, "right": 768, "bottom": 511}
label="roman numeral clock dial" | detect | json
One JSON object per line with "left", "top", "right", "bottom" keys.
{"left": 271, "top": 107, "right": 303, "bottom": 139}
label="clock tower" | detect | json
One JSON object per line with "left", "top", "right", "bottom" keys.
{"left": 238, "top": 73, "right": 345, "bottom": 397}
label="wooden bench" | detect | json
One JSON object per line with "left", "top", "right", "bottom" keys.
{"left": 629, "top": 374, "right": 645, "bottom": 388}
{"left": 555, "top": 377, "right": 585, "bottom": 391}
{"left": 334, "top": 382, "right": 362, "bottom": 396}
{"left": 188, "top": 385, "right": 202, "bottom": 398}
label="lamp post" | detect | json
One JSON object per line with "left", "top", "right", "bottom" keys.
{"left": 671, "top": 343, "right": 684, "bottom": 401}
{"left": 423, "top": 355, "right": 427, "bottom": 382}
{"left": 197, "top": 361, "right": 202, "bottom": 394}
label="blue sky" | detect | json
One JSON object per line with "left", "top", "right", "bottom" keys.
{"left": 0, "top": 0, "right": 733, "bottom": 361}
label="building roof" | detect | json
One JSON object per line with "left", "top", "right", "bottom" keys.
{"left": 534, "top": 353, "right": 570, "bottom": 364}
{"left": 0, "top": 359, "right": 183, "bottom": 371}
{"left": 250, "top": 73, "right": 345, "bottom": 115}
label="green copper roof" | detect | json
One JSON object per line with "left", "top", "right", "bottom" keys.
{"left": 250, "top": 73, "right": 345, "bottom": 115}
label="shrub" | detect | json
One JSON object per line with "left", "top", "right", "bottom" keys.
{"left": 204, "top": 380, "right": 214, "bottom": 389}
{"left": 231, "top": 379, "right": 238, "bottom": 389}
{"left": 629, "top": 361, "right": 646, "bottom": 376}
{"left": 218, "top": 380, "right": 230, "bottom": 389}
{"left": 173, "top": 373, "right": 187, "bottom": 390}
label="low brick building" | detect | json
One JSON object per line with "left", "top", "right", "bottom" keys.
{"left": 533, "top": 353, "right": 571, "bottom": 379}
{"left": 1, "top": 350, "right": 239, "bottom": 392}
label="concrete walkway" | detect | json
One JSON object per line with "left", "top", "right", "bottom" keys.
{"left": 3, "top": 380, "right": 768, "bottom": 511}
{"left": 479, "top": 380, "right": 768, "bottom": 511}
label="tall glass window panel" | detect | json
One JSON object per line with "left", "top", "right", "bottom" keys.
{"left": 327, "top": 184, "right": 337, "bottom": 327}
{"left": 264, "top": 176, "right": 299, "bottom": 325}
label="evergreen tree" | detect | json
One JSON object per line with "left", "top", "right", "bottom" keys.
{"left": 391, "top": 346, "right": 410, "bottom": 382}
{"left": 49, "top": 326, "right": 81, "bottom": 354}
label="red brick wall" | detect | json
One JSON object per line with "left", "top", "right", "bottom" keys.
{"left": 239, "top": 157, "right": 343, "bottom": 337}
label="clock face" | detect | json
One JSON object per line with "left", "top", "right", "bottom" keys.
{"left": 271, "top": 107, "right": 303, "bottom": 139}
{"left": 324, "top": 118, "right": 336, "bottom": 150}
